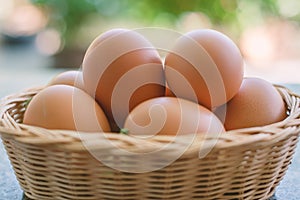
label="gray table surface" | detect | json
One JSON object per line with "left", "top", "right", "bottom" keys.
{"left": 0, "top": 42, "right": 300, "bottom": 200}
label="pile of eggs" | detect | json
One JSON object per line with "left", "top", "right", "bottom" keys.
{"left": 23, "top": 28, "right": 287, "bottom": 136}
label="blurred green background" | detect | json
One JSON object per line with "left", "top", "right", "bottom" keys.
{"left": 1, "top": 0, "right": 300, "bottom": 75}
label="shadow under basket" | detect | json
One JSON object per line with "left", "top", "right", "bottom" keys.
{"left": 0, "top": 85, "right": 300, "bottom": 200}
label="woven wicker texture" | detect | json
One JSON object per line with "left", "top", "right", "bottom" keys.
{"left": 0, "top": 85, "right": 300, "bottom": 200}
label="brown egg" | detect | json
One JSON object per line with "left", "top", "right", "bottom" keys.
{"left": 215, "top": 77, "right": 287, "bottom": 130}
{"left": 23, "top": 85, "right": 111, "bottom": 132}
{"left": 82, "top": 29, "right": 165, "bottom": 132}
{"left": 164, "top": 29, "right": 244, "bottom": 108}
{"left": 84, "top": 28, "right": 128, "bottom": 57}
{"left": 165, "top": 82, "right": 175, "bottom": 97}
{"left": 165, "top": 87, "right": 175, "bottom": 97}
{"left": 48, "top": 70, "right": 85, "bottom": 91}
{"left": 124, "top": 97, "right": 225, "bottom": 136}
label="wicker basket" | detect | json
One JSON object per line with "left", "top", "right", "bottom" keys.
{"left": 0, "top": 85, "right": 300, "bottom": 200}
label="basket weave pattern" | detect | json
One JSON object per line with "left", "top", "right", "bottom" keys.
{"left": 0, "top": 85, "right": 300, "bottom": 200}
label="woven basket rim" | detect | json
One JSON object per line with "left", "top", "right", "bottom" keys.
{"left": 0, "top": 84, "right": 300, "bottom": 154}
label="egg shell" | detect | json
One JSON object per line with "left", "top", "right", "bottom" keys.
{"left": 165, "top": 87, "right": 175, "bottom": 97}
{"left": 48, "top": 70, "right": 85, "bottom": 91}
{"left": 215, "top": 77, "right": 287, "bottom": 130}
{"left": 82, "top": 29, "right": 165, "bottom": 132}
{"left": 165, "top": 82, "right": 175, "bottom": 97}
{"left": 23, "top": 85, "right": 111, "bottom": 132}
{"left": 164, "top": 29, "right": 244, "bottom": 108}
{"left": 124, "top": 97, "right": 225, "bottom": 136}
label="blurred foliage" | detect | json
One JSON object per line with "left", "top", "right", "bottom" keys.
{"left": 30, "top": 0, "right": 285, "bottom": 49}
{"left": 31, "top": 0, "right": 98, "bottom": 47}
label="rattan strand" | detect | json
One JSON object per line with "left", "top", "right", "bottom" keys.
{"left": 0, "top": 85, "right": 300, "bottom": 200}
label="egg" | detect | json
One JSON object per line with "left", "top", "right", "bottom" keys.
{"left": 165, "top": 82, "right": 175, "bottom": 97}
{"left": 82, "top": 29, "right": 165, "bottom": 132}
{"left": 123, "top": 97, "right": 225, "bottom": 136}
{"left": 164, "top": 29, "right": 244, "bottom": 108}
{"left": 23, "top": 85, "right": 111, "bottom": 132}
{"left": 48, "top": 70, "right": 85, "bottom": 91}
{"left": 214, "top": 77, "right": 287, "bottom": 130}
{"left": 165, "top": 87, "right": 175, "bottom": 97}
